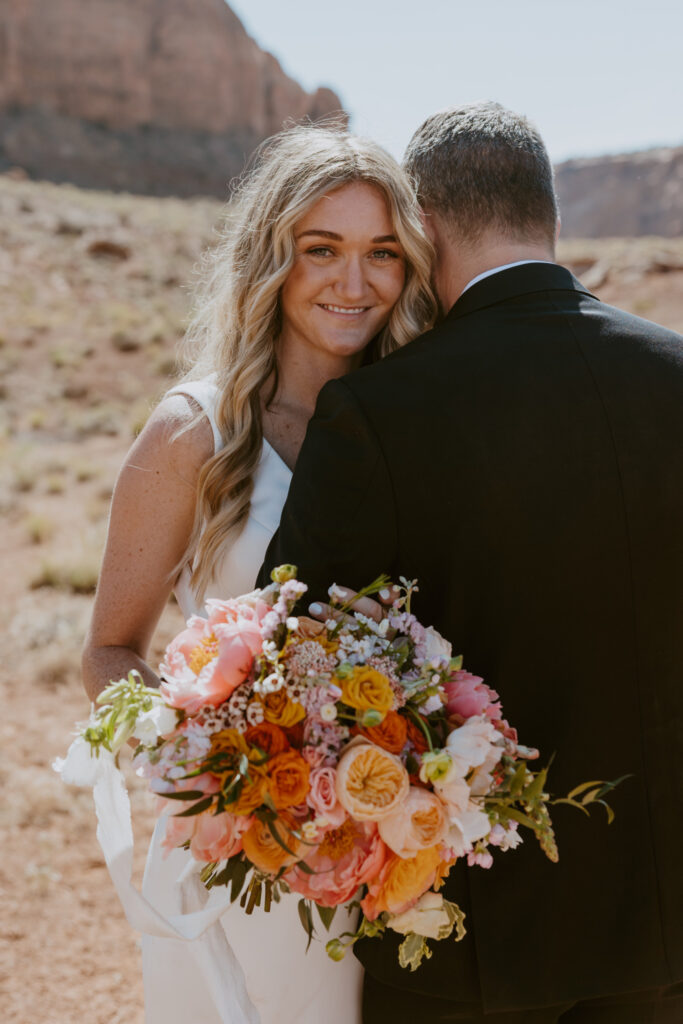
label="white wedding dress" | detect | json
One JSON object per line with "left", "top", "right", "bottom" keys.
{"left": 141, "top": 378, "right": 363, "bottom": 1024}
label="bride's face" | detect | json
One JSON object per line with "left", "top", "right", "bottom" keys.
{"left": 279, "top": 181, "right": 406, "bottom": 361}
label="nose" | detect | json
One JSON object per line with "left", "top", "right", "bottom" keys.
{"left": 334, "top": 255, "right": 367, "bottom": 302}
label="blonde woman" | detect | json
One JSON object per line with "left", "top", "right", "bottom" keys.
{"left": 82, "top": 124, "right": 436, "bottom": 1024}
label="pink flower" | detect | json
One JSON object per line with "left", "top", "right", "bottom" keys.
{"left": 444, "top": 670, "right": 501, "bottom": 721}
{"left": 378, "top": 786, "right": 449, "bottom": 859}
{"left": 307, "top": 766, "right": 346, "bottom": 827}
{"left": 467, "top": 849, "right": 494, "bottom": 869}
{"left": 302, "top": 745, "right": 326, "bottom": 769}
{"left": 189, "top": 812, "right": 251, "bottom": 863}
{"left": 160, "top": 602, "right": 264, "bottom": 714}
{"left": 160, "top": 773, "right": 220, "bottom": 857}
{"left": 284, "top": 820, "right": 388, "bottom": 907}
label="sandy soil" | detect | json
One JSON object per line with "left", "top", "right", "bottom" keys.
{"left": 1, "top": 173, "right": 682, "bottom": 1023}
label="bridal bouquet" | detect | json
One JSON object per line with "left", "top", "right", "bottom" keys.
{"left": 59, "top": 567, "right": 623, "bottom": 970}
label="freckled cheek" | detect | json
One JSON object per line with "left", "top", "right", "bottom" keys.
{"left": 375, "top": 265, "right": 406, "bottom": 308}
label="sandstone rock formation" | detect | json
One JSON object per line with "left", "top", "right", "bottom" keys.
{"left": 555, "top": 146, "right": 683, "bottom": 238}
{"left": 0, "top": 0, "right": 345, "bottom": 197}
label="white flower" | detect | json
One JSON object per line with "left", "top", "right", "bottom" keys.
{"left": 132, "top": 701, "right": 179, "bottom": 745}
{"left": 328, "top": 584, "right": 347, "bottom": 604}
{"left": 286, "top": 616, "right": 299, "bottom": 631}
{"left": 422, "top": 626, "right": 452, "bottom": 664}
{"left": 301, "top": 821, "right": 319, "bottom": 842}
{"left": 320, "top": 702, "right": 338, "bottom": 722}
{"left": 446, "top": 807, "right": 491, "bottom": 857}
{"left": 446, "top": 716, "right": 499, "bottom": 775}
{"left": 53, "top": 736, "right": 114, "bottom": 788}
{"left": 387, "top": 892, "right": 451, "bottom": 940}
{"left": 422, "top": 693, "right": 443, "bottom": 715}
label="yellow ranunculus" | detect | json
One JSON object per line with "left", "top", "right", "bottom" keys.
{"left": 340, "top": 667, "right": 394, "bottom": 714}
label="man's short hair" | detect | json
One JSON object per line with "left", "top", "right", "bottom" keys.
{"left": 404, "top": 101, "right": 558, "bottom": 246}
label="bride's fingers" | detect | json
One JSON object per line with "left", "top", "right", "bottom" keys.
{"left": 309, "top": 585, "right": 391, "bottom": 623}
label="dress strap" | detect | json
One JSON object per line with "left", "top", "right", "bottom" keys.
{"left": 166, "top": 378, "right": 222, "bottom": 454}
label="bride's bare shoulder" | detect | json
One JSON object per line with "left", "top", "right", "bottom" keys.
{"left": 122, "top": 392, "right": 215, "bottom": 486}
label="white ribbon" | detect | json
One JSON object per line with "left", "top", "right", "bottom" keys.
{"left": 74, "top": 750, "right": 260, "bottom": 1023}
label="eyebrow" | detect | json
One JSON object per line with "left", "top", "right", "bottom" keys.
{"left": 296, "top": 229, "right": 398, "bottom": 243}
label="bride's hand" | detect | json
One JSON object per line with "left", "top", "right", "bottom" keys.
{"left": 308, "top": 584, "right": 399, "bottom": 624}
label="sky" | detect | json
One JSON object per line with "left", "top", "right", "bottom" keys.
{"left": 227, "top": 0, "right": 682, "bottom": 164}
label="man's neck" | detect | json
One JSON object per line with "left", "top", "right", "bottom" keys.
{"left": 433, "top": 235, "right": 555, "bottom": 312}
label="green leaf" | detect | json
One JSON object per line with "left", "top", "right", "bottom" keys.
{"left": 162, "top": 789, "right": 208, "bottom": 801}
{"left": 230, "top": 859, "right": 248, "bottom": 903}
{"left": 298, "top": 899, "right": 315, "bottom": 951}
{"left": 173, "top": 795, "right": 214, "bottom": 817}
{"left": 521, "top": 767, "right": 548, "bottom": 803}
{"left": 316, "top": 904, "right": 337, "bottom": 932}
{"left": 265, "top": 818, "right": 303, "bottom": 860}
{"left": 566, "top": 779, "right": 606, "bottom": 801}
{"left": 509, "top": 762, "right": 528, "bottom": 798}
{"left": 501, "top": 806, "right": 538, "bottom": 831}
{"left": 397, "top": 932, "right": 432, "bottom": 972}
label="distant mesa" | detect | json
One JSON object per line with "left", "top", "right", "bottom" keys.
{"left": 555, "top": 146, "right": 683, "bottom": 239}
{"left": 0, "top": 0, "right": 346, "bottom": 198}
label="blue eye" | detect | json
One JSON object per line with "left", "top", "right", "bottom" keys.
{"left": 372, "top": 249, "right": 399, "bottom": 260}
{"left": 307, "top": 246, "right": 334, "bottom": 257}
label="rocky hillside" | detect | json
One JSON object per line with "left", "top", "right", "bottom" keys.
{"left": 555, "top": 146, "right": 683, "bottom": 238}
{"left": 0, "top": 0, "right": 344, "bottom": 197}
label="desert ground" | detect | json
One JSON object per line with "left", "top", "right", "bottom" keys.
{"left": 1, "top": 171, "right": 682, "bottom": 1024}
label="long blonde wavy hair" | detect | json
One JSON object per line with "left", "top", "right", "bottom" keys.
{"left": 177, "top": 122, "right": 437, "bottom": 598}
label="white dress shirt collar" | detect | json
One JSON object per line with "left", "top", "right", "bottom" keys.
{"left": 461, "top": 260, "right": 553, "bottom": 296}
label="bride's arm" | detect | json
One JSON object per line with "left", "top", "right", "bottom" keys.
{"left": 81, "top": 394, "right": 214, "bottom": 702}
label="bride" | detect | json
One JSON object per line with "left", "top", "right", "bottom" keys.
{"left": 82, "top": 123, "right": 435, "bottom": 1024}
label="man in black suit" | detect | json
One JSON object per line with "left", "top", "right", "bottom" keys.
{"left": 259, "top": 103, "right": 683, "bottom": 1022}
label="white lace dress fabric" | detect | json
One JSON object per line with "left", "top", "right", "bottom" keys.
{"left": 141, "top": 378, "right": 363, "bottom": 1024}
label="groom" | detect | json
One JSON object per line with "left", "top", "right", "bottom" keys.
{"left": 259, "top": 103, "right": 683, "bottom": 1021}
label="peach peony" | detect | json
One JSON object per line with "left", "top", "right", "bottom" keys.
{"left": 242, "top": 813, "right": 304, "bottom": 874}
{"left": 361, "top": 844, "right": 443, "bottom": 921}
{"left": 285, "top": 819, "right": 388, "bottom": 907}
{"left": 378, "top": 786, "right": 449, "bottom": 859}
{"left": 335, "top": 740, "right": 409, "bottom": 821}
{"left": 340, "top": 667, "right": 394, "bottom": 715}
{"left": 160, "top": 602, "right": 264, "bottom": 713}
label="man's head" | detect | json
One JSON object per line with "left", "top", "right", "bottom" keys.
{"left": 404, "top": 102, "right": 559, "bottom": 307}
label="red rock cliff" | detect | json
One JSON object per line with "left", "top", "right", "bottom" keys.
{"left": 0, "top": 0, "right": 346, "bottom": 196}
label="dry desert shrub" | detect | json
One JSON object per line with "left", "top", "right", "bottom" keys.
{"left": 30, "top": 555, "right": 100, "bottom": 595}
{"left": 25, "top": 513, "right": 56, "bottom": 544}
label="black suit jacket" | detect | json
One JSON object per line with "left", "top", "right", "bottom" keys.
{"left": 258, "top": 263, "right": 683, "bottom": 1011}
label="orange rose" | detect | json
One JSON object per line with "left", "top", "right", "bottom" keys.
{"left": 242, "top": 813, "right": 304, "bottom": 874}
{"left": 357, "top": 711, "right": 408, "bottom": 754}
{"left": 336, "top": 740, "right": 409, "bottom": 821}
{"left": 227, "top": 772, "right": 267, "bottom": 815}
{"left": 360, "top": 844, "right": 442, "bottom": 920}
{"left": 245, "top": 722, "right": 289, "bottom": 757}
{"left": 267, "top": 750, "right": 310, "bottom": 809}
{"left": 341, "top": 667, "right": 394, "bottom": 714}
{"left": 259, "top": 690, "right": 306, "bottom": 728}
{"left": 209, "top": 728, "right": 267, "bottom": 815}
{"left": 406, "top": 717, "right": 429, "bottom": 755}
